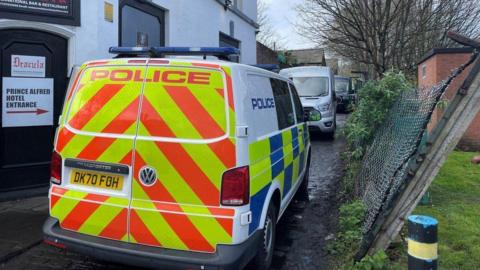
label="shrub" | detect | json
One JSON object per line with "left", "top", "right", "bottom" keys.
{"left": 327, "top": 201, "right": 365, "bottom": 266}
{"left": 341, "top": 71, "right": 412, "bottom": 197}
{"left": 343, "top": 71, "right": 412, "bottom": 160}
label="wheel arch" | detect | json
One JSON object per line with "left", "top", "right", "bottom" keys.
{"left": 257, "top": 180, "right": 282, "bottom": 229}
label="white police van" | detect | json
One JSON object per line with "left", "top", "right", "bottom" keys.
{"left": 44, "top": 47, "right": 312, "bottom": 270}
{"left": 280, "top": 66, "right": 337, "bottom": 138}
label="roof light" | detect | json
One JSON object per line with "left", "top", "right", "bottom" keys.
{"left": 109, "top": 46, "right": 240, "bottom": 61}
{"left": 151, "top": 47, "right": 240, "bottom": 59}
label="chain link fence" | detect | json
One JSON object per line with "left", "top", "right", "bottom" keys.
{"left": 357, "top": 51, "right": 478, "bottom": 242}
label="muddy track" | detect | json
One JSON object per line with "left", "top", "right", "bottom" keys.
{"left": 271, "top": 126, "right": 346, "bottom": 270}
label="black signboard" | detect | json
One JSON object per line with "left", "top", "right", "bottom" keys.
{"left": 0, "top": 0, "right": 80, "bottom": 26}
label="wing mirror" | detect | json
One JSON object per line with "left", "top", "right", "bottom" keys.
{"left": 304, "top": 109, "right": 322, "bottom": 122}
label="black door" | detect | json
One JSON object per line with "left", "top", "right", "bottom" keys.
{"left": 0, "top": 29, "right": 68, "bottom": 192}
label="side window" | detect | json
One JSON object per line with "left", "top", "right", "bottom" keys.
{"left": 290, "top": 83, "right": 304, "bottom": 123}
{"left": 270, "top": 79, "right": 295, "bottom": 130}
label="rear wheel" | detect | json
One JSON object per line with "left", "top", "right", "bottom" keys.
{"left": 249, "top": 202, "right": 277, "bottom": 270}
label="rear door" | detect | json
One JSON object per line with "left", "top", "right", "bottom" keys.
{"left": 129, "top": 63, "right": 237, "bottom": 252}
{"left": 50, "top": 64, "right": 145, "bottom": 242}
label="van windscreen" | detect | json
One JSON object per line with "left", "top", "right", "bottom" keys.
{"left": 66, "top": 65, "right": 229, "bottom": 140}
{"left": 292, "top": 76, "right": 329, "bottom": 97}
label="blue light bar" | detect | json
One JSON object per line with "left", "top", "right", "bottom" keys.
{"left": 151, "top": 47, "right": 240, "bottom": 59}
{"left": 109, "top": 46, "right": 240, "bottom": 60}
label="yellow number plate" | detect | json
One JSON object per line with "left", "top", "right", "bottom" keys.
{"left": 70, "top": 170, "right": 124, "bottom": 191}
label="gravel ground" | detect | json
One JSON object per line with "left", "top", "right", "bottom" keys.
{"left": 1, "top": 114, "right": 347, "bottom": 270}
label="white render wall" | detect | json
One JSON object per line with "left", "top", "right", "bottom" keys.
{"left": 0, "top": 0, "right": 258, "bottom": 69}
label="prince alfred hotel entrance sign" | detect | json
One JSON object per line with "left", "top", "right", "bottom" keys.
{"left": 0, "top": 0, "right": 80, "bottom": 26}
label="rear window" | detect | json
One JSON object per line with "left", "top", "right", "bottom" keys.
{"left": 138, "top": 66, "right": 228, "bottom": 140}
{"left": 66, "top": 66, "right": 144, "bottom": 135}
{"left": 66, "top": 65, "right": 228, "bottom": 140}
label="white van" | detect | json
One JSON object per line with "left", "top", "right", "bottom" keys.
{"left": 280, "top": 66, "right": 337, "bottom": 138}
{"left": 44, "top": 47, "right": 312, "bottom": 270}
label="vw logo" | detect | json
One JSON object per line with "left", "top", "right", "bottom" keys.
{"left": 139, "top": 166, "right": 157, "bottom": 186}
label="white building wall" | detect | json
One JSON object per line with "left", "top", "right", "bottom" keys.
{"left": 1, "top": 0, "right": 257, "bottom": 68}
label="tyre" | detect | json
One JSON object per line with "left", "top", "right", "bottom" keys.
{"left": 295, "top": 153, "right": 311, "bottom": 202}
{"left": 249, "top": 202, "right": 277, "bottom": 270}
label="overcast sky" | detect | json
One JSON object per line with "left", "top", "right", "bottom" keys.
{"left": 261, "top": 0, "right": 316, "bottom": 50}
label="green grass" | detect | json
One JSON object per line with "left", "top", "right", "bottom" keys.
{"left": 389, "top": 151, "right": 480, "bottom": 269}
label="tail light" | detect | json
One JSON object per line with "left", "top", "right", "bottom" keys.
{"left": 50, "top": 151, "right": 62, "bottom": 185}
{"left": 221, "top": 166, "right": 250, "bottom": 206}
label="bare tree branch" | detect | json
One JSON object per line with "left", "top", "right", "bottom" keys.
{"left": 295, "top": 0, "right": 480, "bottom": 78}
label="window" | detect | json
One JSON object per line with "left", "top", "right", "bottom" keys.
{"left": 335, "top": 77, "right": 352, "bottom": 93}
{"left": 290, "top": 83, "right": 304, "bottom": 123}
{"left": 422, "top": 65, "right": 427, "bottom": 79}
{"left": 219, "top": 32, "right": 240, "bottom": 62}
{"left": 119, "top": 0, "right": 165, "bottom": 47}
{"left": 292, "top": 76, "right": 329, "bottom": 97}
{"left": 271, "top": 79, "right": 295, "bottom": 130}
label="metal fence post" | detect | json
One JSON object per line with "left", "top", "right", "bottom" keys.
{"left": 408, "top": 215, "right": 438, "bottom": 270}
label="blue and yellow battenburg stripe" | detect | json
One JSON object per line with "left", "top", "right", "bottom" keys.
{"left": 248, "top": 123, "right": 309, "bottom": 234}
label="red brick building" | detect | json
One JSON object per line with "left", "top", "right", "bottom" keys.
{"left": 418, "top": 48, "right": 480, "bottom": 151}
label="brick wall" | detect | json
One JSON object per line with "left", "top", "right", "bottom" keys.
{"left": 418, "top": 48, "right": 480, "bottom": 151}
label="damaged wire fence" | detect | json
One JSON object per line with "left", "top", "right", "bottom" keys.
{"left": 356, "top": 49, "right": 479, "bottom": 253}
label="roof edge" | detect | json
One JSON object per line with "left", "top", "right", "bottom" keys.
{"left": 418, "top": 47, "right": 474, "bottom": 65}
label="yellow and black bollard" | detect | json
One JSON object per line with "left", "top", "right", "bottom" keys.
{"left": 408, "top": 215, "right": 438, "bottom": 270}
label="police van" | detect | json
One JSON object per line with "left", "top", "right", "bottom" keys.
{"left": 44, "top": 47, "right": 312, "bottom": 270}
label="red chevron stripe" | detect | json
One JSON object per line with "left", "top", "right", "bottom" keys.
{"left": 221, "top": 68, "right": 235, "bottom": 111}
{"left": 164, "top": 85, "right": 225, "bottom": 138}
{"left": 99, "top": 208, "right": 128, "bottom": 240}
{"left": 191, "top": 62, "right": 221, "bottom": 69}
{"left": 215, "top": 218, "right": 233, "bottom": 237}
{"left": 129, "top": 210, "right": 162, "bottom": 246}
{"left": 50, "top": 187, "right": 68, "bottom": 209}
{"left": 50, "top": 195, "right": 62, "bottom": 210}
{"left": 68, "top": 84, "right": 125, "bottom": 129}
{"left": 207, "top": 207, "right": 235, "bottom": 217}
{"left": 120, "top": 150, "right": 133, "bottom": 165}
{"left": 56, "top": 127, "right": 75, "bottom": 152}
{"left": 140, "top": 99, "right": 220, "bottom": 206}
{"left": 215, "top": 88, "right": 235, "bottom": 111}
{"left": 60, "top": 194, "right": 110, "bottom": 231}
{"left": 133, "top": 152, "right": 174, "bottom": 203}
{"left": 209, "top": 139, "right": 236, "bottom": 168}
{"left": 76, "top": 97, "right": 140, "bottom": 160}
{"left": 66, "top": 70, "right": 83, "bottom": 101}
{"left": 164, "top": 86, "right": 236, "bottom": 168}
{"left": 133, "top": 151, "right": 215, "bottom": 251}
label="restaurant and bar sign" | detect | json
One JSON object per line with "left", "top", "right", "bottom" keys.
{"left": 0, "top": 0, "right": 80, "bottom": 26}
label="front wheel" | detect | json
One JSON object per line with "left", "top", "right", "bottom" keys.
{"left": 248, "top": 203, "right": 277, "bottom": 270}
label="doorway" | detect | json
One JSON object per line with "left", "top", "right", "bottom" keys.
{"left": 0, "top": 29, "right": 68, "bottom": 192}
